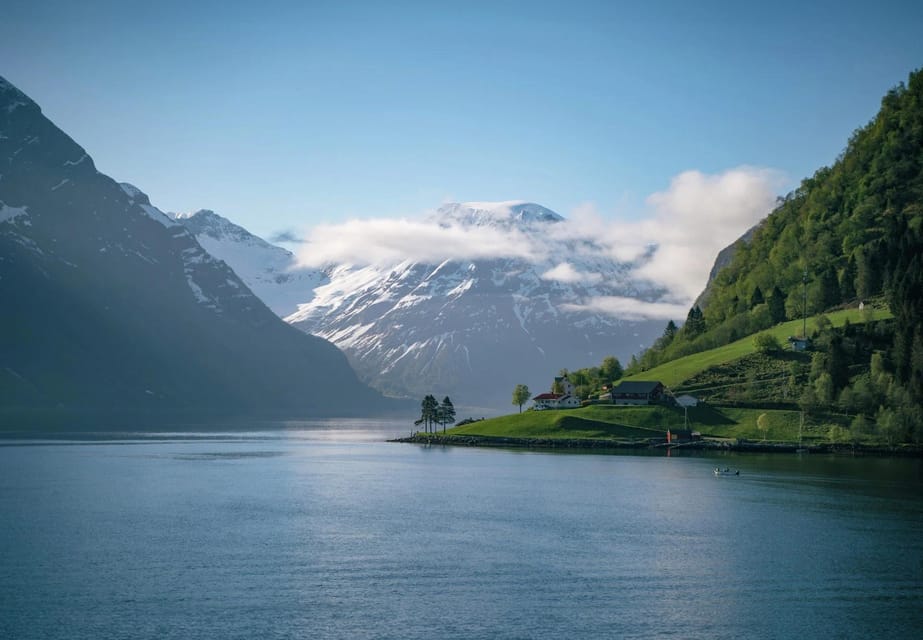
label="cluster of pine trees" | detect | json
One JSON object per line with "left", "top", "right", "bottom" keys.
{"left": 414, "top": 395, "right": 456, "bottom": 434}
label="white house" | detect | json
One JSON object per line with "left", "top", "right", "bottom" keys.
{"left": 532, "top": 375, "right": 581, "bottom": 410}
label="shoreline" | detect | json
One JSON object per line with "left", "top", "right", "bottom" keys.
{"left": 390, "top": 434, "right": 923, "bottom": 456}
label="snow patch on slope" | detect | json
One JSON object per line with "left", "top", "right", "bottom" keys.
{"left": 119, "top": 183, "right": 179, "bottom": 228}
{"left": 175, "top": 209, "right": 327, "bottom": 317}
{"left": 0, "top": 201, "right": 29, "bottom": 224}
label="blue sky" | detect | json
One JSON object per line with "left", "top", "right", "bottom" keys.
{"left": 3, "top": 0, "right": 923, "bottom": 243}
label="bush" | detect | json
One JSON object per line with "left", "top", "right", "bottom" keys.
{"left": 754, "top": 332, "right": 783, "bottom": 354}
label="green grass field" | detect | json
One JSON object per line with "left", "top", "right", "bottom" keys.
{"left": 446, "top": 403, "right": 846, "bottom": 443}
{"left": 449, "top": 405, "right": 670, "bottom": 439}
{"left": 622, "top": 307, "right": 892, "bottom": 389}
{"left": 444, "top": 306, "right": 891, "bottom": 444}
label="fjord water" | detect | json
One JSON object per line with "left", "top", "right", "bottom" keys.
{"left": 2, "top": 422, "right": 921, "bottom": 639}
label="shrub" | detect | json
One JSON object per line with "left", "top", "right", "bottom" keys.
{"left": 754, "top": 332, "right": 783, "bottom": 354}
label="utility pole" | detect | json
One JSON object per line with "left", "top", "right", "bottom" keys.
{"left": 802, "top": 268, "right": 808, "bottom": 339}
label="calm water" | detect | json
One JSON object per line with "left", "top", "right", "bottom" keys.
{"left": 1, "top": 420, "right": 922, "bottom": 639}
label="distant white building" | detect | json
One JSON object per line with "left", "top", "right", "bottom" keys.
{"left": 532, "top": 374, "right": 581, "bottom": 410}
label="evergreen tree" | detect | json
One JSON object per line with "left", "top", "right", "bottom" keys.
{"left": 414, "top": 394, "right": 439, "bottom": 433}
{"left": 628, "top": 354, "right": 639, "bottom": 372}
{"left": 768, "top": 286, "right": 787, "bottom": 324}
{"left": 855, "top": 246, "right": 882, "bottom": 300}
{"left": 815, "top": 266, "right": 840, "bottom": 312}
{"left": 664, "top": 320, "right": 678, "bottom": 341}
{"left": 438, "top": 396, "right": 456, "bottom": 433}
{"left": 683, "top": 305, "right": 706, "bottom": 338}
{"left": 750, "top": 286, "right": 765, "bottom": 308}
{"left": 840, "top": 256, "right": 857, "bottom": 301}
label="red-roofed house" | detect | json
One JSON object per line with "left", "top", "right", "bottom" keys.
{"left": 532, "top": 375, "right": 581, "bottom": 410}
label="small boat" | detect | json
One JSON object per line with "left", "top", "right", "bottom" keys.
{"left": 714, "top": 467, "right": 739, "bottom": 476}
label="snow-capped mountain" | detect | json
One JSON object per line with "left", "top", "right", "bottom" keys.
{"left": 434, "top": 201, "right": 564, "bottom": 227}
{"left": 285, "top": 202, "right": 666, "bottom": 409}
{"left": 170, "top": 207, "right": 327, "bottom": 317}
{"left": 156, "top": 198, "right": 667, "bottom": 412}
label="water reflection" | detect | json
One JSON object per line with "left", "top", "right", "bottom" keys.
{"left": 0, "top": 426, "right": 920, "bottom": 640}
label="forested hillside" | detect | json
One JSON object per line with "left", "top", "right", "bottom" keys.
{"left": 626, "top": 68, "right": 923, "bottom": 442}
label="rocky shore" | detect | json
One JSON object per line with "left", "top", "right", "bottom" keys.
{"left": 390, "top": 434, "right": 653, "bottom": 450}
{"left": 391, "top": 433, "right": 923, "bottom": 456}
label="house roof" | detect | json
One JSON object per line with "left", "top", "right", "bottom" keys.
{"left": 533, "top": 393, "right": 563, "bottom": 400}
{"left": 612, "top": 380, "right": 663, "bottom": 395}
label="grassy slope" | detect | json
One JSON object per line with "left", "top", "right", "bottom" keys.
{"left": 448, "top": 308, "right": 891, "bottom": 443}
{"left": 622, "top": 307, "right": 892, "bottom": 389}
{"left": 447, "top": 404, "right": 847, "bottom": 443}
{"left": 449, "top": 405, "right": 671, "bottom": 439}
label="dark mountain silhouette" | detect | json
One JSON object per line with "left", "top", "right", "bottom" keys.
{"left": 0, "top": 75, "right": 398, "bottom": 425}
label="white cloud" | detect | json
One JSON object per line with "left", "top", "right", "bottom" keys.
{"left": 293, "top": 165, "right": 784, "bottom": 320}
{"left": 295, "top": 217, "right": 539, "bottom": 267}
{"left": 631, "top": 166, "right": 785, "bottom": 301}
{"left": 562, "top": 296, "right": 689, "bottom": 321}
{"left": 540, "top": 262, "right": 603, "bottom": 284}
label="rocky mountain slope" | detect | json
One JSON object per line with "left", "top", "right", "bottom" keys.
{"left": 177, "top": 201, "right": 668, "bottom": 410}
{"left": 172, "top": 208, "right": 327, "bottom": 317}
{"left": 0, "top": 75, "right": 393, "bottom": 422}
{"left": 292, "top": 202, "right": 666, "bottom": 409}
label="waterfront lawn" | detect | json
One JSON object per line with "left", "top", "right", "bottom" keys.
{"left": 448, "top": 404, "right": 852, "bottom": 444}
{"left": 448, "top": 405, "right": 670, "bottom": 440}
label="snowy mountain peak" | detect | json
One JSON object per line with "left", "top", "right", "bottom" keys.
{"left": 173, "top": 209, "right": 215, "bottom": 221}
{"left": 176, "top": 209, "right": 265, "bottom": 244}
{"left": 434, "top": 201, "right": 564, "bottom": 227}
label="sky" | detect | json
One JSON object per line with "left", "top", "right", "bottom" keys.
{"left": 3, "top": 0, "right": 923, "bottom": 313}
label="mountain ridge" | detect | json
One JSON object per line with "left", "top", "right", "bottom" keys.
{"left": 177, "top": 201, "right": 667, "bottom": 410}
{"left": 0, "top": 75, "right": 396, "bottom": 423}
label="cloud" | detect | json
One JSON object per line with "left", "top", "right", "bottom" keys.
{"left": 295, "top": 217, "right": 539, "bottom": 267}
{"left": 292, "top": 165, "right": 784, "bottom": 320}
{"left": 540, "top": 262, "right": 603, "bottom": 284}
{"left": 562, "top": 296, "right": 689, "bottom": 321}
{"left": 631, "top": 166, "right": 785, "bottom": 301}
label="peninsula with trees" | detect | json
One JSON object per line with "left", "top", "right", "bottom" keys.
{"left": 398, "top": 68, "right": 923, "bottom": 454}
